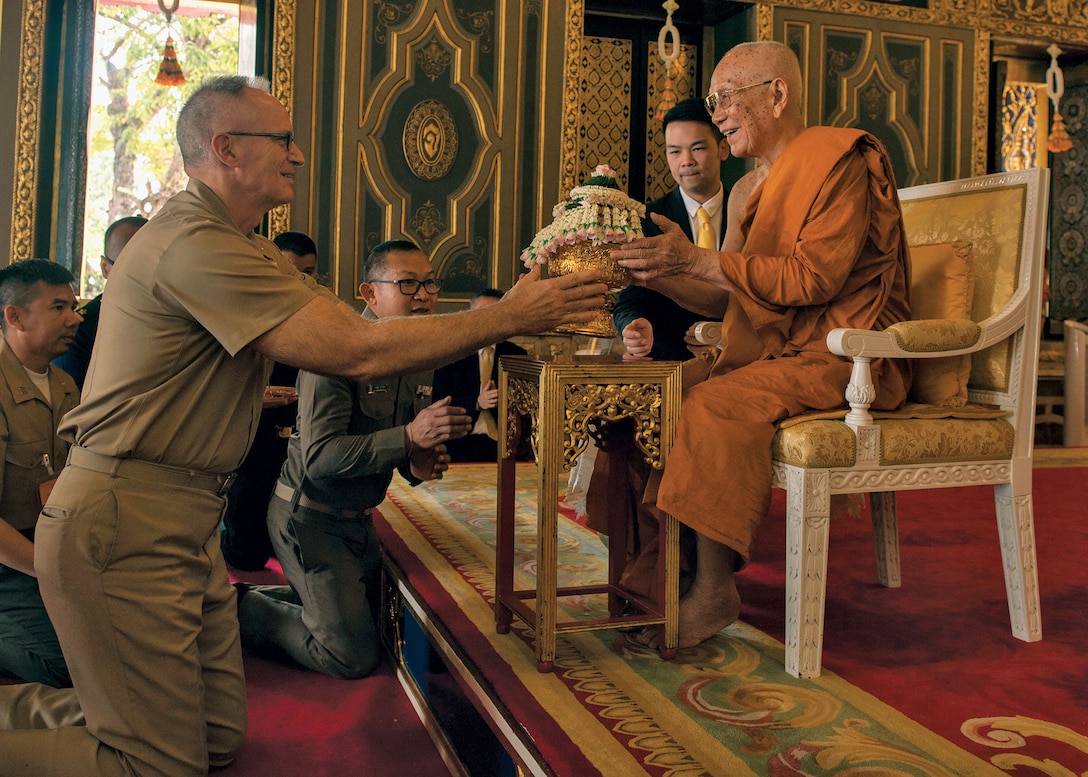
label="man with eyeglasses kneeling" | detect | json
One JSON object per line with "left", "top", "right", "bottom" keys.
{"left": 235, "top": 238, "right": 471, "bottom": 678}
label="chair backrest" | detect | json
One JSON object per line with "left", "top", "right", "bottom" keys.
{"left": 898, "top": 169, "right": 1049, "bottom": 420}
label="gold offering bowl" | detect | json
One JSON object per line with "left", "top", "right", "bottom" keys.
{"left": 546, "top": 242, "right": 630, "bottom": 337}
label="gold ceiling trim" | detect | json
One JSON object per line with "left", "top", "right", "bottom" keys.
{"left": 11, "top": 0, "right": 46, "bottom": 262}
{"left": 752, "top": 0, "right": 1088, "bottom": 46}
{"left": 268, "top": 0, "right": 297, "bottom": 238}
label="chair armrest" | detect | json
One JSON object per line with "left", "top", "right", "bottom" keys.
{"left": 828, "top": 318, "right": 981, "bottom": 359}
{"left": 692, "top": 321, "right": 722, "bottom": 348}
{"left": 826, "top": 318, "right": 981, "bottom": 429}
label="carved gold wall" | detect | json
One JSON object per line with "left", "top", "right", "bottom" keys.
{"left": 333, "top": 1, "right": 567, "bottom": 304}
{"left": 776, "top": 7, "right": 977, "bottom": 185}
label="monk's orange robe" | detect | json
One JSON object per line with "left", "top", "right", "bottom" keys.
{"left": 656, "top": 127, "right": 912, "bottom": 564}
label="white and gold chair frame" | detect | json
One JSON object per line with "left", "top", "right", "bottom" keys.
{"left": 696, "top": 168, "right": 1050, "bottom": 678}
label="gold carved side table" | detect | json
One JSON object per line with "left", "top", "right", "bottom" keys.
{"left": 494, "top": 355, "right": 682, "bottom": 671}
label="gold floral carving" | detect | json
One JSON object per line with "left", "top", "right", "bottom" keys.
{"left": 403, "top": 101, "right": 458, "bottom": 181}
{"left": 11, "top": 0, "right": 46, "bottom": 262}
{"left": 505, "top": 378, "right": 539, "bottom": 460}
{"left": 374, "top": 1, "right": 414, "bottom": 44}
{"left": 456, "top": 9, "right": 494, "bottom": 53}
{"left": 409, "top": 199, "right": 446, "bottom": 244}
{"left": 563, "top": 382, "right": 665, "bottom": 470}
{"left": 416, "top": 38, "right": 453, "bottom": 82}
{"left": 268, "top": 0, "right": 297, "bottom": 238}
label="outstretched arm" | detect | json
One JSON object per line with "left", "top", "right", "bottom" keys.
{"left": 253, "top": 265, "right": 607, "bottom": 384}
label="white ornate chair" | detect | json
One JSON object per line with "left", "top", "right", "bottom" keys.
{"left": 1063, "top": 319, "right": 1088, "bottom": 446}
{"left": 698, "top": 167, "right": 1049, "bottom": 678}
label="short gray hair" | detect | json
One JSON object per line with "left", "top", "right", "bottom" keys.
{"left": 176, "top": 74, "right": 272, "bottom": 168}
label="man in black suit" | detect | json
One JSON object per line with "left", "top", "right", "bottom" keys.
{"left": 433, "top": 288, "right": 527, "bottom": 462}
{"left": 612, "top": 97, "right": 729, "bottom": 361}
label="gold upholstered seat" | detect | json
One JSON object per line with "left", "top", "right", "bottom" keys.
{"left": 698, "top": 167, "right": 1049, "bottom": 678}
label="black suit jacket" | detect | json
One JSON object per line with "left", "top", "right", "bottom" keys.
{"left": 611, "top": 188, "right": 723, "bottom": 361}
{"left": 433, "top": 340, "right": 529, "bottom": 462}
{"left": 432, "top": 340, "right": 527, "bottom": 427}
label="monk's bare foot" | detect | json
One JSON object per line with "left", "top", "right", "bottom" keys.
{"left": 676, "top": 571, "right": 741, "bottom": 648}
{"left": 629, "top": 572, "right": 741, "bottom": 650}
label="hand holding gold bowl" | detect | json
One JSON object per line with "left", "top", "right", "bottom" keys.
{"left": 521, "top": 165, "right": 645, "bottom": 337}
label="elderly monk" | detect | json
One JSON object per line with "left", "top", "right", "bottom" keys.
{"left": 611, "top": 40, "right": 912, "bottom": 648}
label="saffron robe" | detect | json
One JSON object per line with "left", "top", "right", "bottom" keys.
{"left": 656, "top": 127, "right": 912, "bottom": 563}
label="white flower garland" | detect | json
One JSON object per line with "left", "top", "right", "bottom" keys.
{"left": 520, "top": 168, "right": 646, "bottom": 267}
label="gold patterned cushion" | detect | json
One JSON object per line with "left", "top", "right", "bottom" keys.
{"left": 907, "top": 241, "right": 975, "bottom": 407}
{"left": 773, "top": 415, "right": 1014, "bottom": 467}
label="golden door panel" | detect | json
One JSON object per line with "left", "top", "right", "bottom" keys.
{"left": 778, "top": 8, "right": 976, "bottom": 187}
{"left": 338, "top": 1, "right": 558, "bottom": 303}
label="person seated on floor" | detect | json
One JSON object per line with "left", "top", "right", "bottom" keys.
{"left": 52, "top": 215, "right": 147, "bottom": 389}
{"left": 220, "top": 230, "right": 319, "bottom": 571}
{"left": 0, "top": 258, "right": 82, "bottom": 686}
{"left": 236, "top": 239, "right": 472, "bottom": 678}
{"left": 432, "top": 288, "right": 529, "bottom": 462}
{"left": 610, "top": 41, "right": 911, "bottom": 648}
{"left": 612, "top": 97, "right": 730, "bottom": 363}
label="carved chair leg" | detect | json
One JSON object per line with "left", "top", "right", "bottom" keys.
{"left": 784, "top": 468, "right": 831, "bottom": 678}
{"left": 993, "top": 477, "right": 1042, "bottom": 643}
{"left": 870, "top": 491, "right": 901, "bottom": 588}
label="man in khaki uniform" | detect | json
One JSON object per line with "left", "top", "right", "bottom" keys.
{"left": 0, "top": 75, "right": 605, "bottom": 777}
{"left": 0, "top": 259, "right": 81, "bottom": 688}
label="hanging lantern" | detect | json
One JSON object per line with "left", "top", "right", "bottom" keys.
{"left": 154, "top": 0, "right": 185, "bottom": 87}
{"left": 654, "top": 0, "right": 680, "bottom": 121}
{"left": 1045, "top": 44, "right": 1071, "bottom": 153}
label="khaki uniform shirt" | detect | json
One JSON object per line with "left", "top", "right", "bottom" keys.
{"left": 0, "top": 341, "right": 78, "bottom": 531}
{"left": 278, "top": 308, "right": 434, "bottom": 511}
{"left": 59, "top": 179, "right": 339, "bottom": 473}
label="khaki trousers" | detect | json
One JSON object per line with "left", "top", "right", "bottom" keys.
{"left": 0, "top": 464, "right": 247, "bottom": 777}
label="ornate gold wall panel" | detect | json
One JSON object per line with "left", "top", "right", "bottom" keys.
{"left": 267, "top": 0, "right": 297, "bottom": 239}
{"left": 1049, "top": 77, "right": 1088, "bottom": 323}
{"left": 576, "top": 37, "right": 634, "bottom": 191}
{"left": 9, "top": 0, "right": 46, "bottom": 262}
{"left": 337, "top": 1, "right": 562, "bottom": 303}
{"left": 777, "top": 7, "right": 976, "bottom": 186}
{"left": 644, "top": 43, "right": 698, "bottom": 203}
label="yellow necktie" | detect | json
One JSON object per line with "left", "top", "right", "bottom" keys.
{"left": 695, "top": 206, "right": 716, "bottom": 249}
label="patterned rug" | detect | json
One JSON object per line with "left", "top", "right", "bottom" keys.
{"left": 376, "top": 463, "right": 1081, "bottom": 777}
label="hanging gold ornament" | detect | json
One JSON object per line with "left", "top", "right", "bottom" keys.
{"left": 1045, "top": 44, "right": 1069, "bottom": 154}
{"left": 654, "top": 0, "right": 680, "bottom": 120}
{"left": 155, "top": 0, "right": 185, "bottom": 87}
{"left": 155, "top": 36, "right": 185, "bottom": 86}
{"left": 1048, "top": 113, "right": 1073, "bottom": 153}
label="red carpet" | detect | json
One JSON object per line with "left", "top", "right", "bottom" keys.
{"left": 740, "top": 465, "right": 1088, "bottom": 772}
{"left": 374, "top": 461, "right": 1088, "bottom": 775}
{"left": 219, "top": 562, "right": 450, "bottom": 777}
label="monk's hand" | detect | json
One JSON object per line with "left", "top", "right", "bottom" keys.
{"left": 612, "top": 214, "right": 698, "bottom": 283}
{"left": 406, "top": 396, "right": 472, "bottom": 447}
{"left": 622, "top": 318, "right": 654, "bottom": 361}
{"left": 502, "top": 264, "right": 608, "bottom": 333}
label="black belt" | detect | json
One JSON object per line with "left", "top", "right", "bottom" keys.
{"left": 273, "top": 481, "right": 370, "bottom": 520}
{"left": 68, "top": 447, "right": 235, "bottom": 495}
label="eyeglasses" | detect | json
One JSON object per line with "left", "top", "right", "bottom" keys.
{"left": 704, "top": 80, "right": 775, "bottom": 114}
{"left": 370, "top": 278, "right": 442, "bottom": 295}
{"left": 101, "top": 254, "right": 116, "bottom": 266}
{"left": 225, "top": 131, "right": 295, "bottom": 150}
